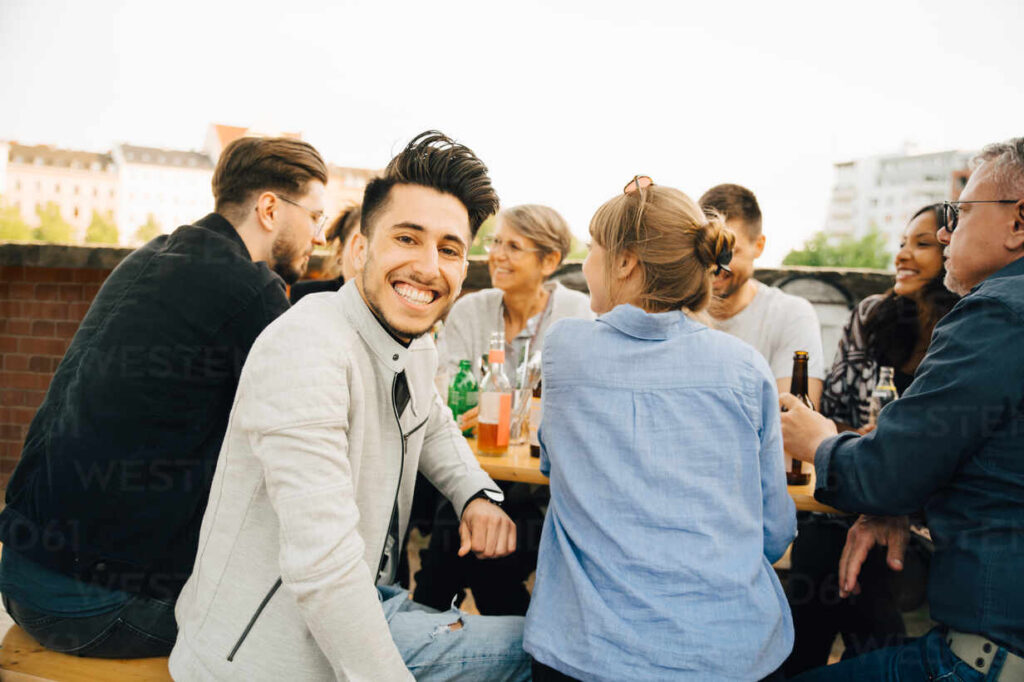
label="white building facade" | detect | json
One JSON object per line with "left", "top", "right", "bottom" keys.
{"left": 2, "top": 124, "right": 377, "bottom": 245}
{"left": 824, "top": 148, "right": 974, "bottom": 254}
{"left": 2, "top": 144, "right": 119, "bottom": 242}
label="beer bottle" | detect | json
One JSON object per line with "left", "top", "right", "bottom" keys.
{"left": 447, "top": 360, "right": 479, "bottom": 437}
{"left": 868, "top": 366, "right": 899, "bottom": 426}
{"left": 477, "top": 332, "right": 512, "bottom": 455}
{"left": 787, "top": 350, "right": 813, "bottom": 486}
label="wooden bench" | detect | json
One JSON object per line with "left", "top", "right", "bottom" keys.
{"left": 0, "top": 624, "right": 171, "bottom": 682}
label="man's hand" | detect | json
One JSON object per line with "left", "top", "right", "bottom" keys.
{"left": 459, "top": 499, "right": 516, "bottom": 559}
{"left": 779, "top": 393, "right": 838, "bottom": 463}
{"left": 838, "top": 515, "right": 909, "bottom": 598}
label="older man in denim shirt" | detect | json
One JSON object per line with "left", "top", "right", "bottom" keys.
{"left": 781, "top": 138, "right": 1024, "bottom": 681}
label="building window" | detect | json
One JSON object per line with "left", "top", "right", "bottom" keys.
{"left": 55, "top": 183, "right": 60, "bottom": 193}
{"left": 74, "top": 206, "right": 79, "bottom": 218}
{"left": 93, "top": 187, "right": 98, "bottom": 197}
{"left": 74, "top": 185, "right": 80, "bottom": 195}
{"left": 14, "top": 180, "right": 20, "bottom": 191}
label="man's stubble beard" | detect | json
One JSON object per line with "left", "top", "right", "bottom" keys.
{"left": 270, "top": 229, "right": 310, "bottom": 286}
{"left": 943, "top": 270, "right": 969, "bottom": 297}
{"left": 360, "top": 256, "right": 456, "bottom": 342}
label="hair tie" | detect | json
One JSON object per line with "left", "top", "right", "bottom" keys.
{"left": 705, "top": 223, "right": 732, "bottom": 275}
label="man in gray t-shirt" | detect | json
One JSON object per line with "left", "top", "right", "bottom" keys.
{"left": 700, "top": 184, "right": 825, "bottom": 405}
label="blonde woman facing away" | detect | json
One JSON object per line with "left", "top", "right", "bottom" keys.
{"left": 523, "top": 178, "right": 796, "bottom": 682}
{"left": 412, "top": 204, "right": 593, "bottom": 616}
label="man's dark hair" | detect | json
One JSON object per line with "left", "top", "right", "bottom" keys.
{"left": 699, "top": 183, "right": 763, "bottom": 239}
{"left": 361, "top": 130, "right": 499, "bottom": 239}
{"left": 212, "top": 137, "right": 328, "bottom": 214}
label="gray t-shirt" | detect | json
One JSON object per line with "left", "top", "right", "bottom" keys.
{"left": 713, "top": 281, "right": 825, "bottom": 380}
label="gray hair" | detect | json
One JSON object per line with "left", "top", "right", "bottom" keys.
{"left": 971, "top": 137, "right": 1024, "bottom": 197}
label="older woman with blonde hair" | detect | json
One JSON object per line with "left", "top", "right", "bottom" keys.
{"left": 524, "top": 178, "right": 796, "bottom": 682}
{"left": 437, "top": 203, "right": 593, "bottom": 380}
{"left": 412, "top": 204, "right": 593, "bottom": 616}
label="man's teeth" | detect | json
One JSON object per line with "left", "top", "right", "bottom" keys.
{"left": 394, "top": 283, "right": 434, "bottom": 304}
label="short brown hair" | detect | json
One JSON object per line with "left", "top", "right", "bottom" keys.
{"left": 589, "top": 185, "right": 735, "bottom": 313}
{"left": 361, "top": 130, "right": 498, "bottom": 239}
{"left": 497, "top": 204, "right": 573, "bottom": 266}
{"left": 211, "top": 137, "right": 328, "bottom": 213}
{"left": 699, "top": 183, "right": 762, "bottom": 239}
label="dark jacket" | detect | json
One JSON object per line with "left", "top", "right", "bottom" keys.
{"left": 0, "top": 214, "right": 290, "bottom": 599}
{"left": 814, "top": 256, "right": 1024, "bottom": 655}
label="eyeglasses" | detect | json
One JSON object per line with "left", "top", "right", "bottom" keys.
{"left": 483, "top": 236, "right": 543, "bottom": 259}
{"left": 939, "top": 200, "right": 1019, "bottom": 233}
{"left": 623, "top": 175, "right": 654, "bottom": 195}
{"left": 269, "top": 193, "right": 329, "bottom": 238}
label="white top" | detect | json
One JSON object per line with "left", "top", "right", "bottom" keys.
{"left": 438, "top": 281, "right": 595, "bottom": 381}
{"left": 713, "top": 281, "right": 826, "bottom": 380}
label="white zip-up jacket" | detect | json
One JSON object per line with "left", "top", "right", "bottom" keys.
{"left": 169, "top": 281, "right": 499, "bottom": 681}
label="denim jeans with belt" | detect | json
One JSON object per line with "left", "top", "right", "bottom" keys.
{"left": 3, "top": 593, "right": 176, "bottom": 658}
{"left": 791, "top": 627, "right": 1012, "bottom": 682}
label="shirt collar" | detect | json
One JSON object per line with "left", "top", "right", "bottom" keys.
{"left": 597, "top": 303, "right": 693, "bottom": 341}
{"left": 979, "top": 255, "right": 1024, "bottom": 287}
{"left": 195, "top": 213, "right": 252, "bottom": 260}
{"left": 339, "top": 279, "right": 429, "bottom": 374}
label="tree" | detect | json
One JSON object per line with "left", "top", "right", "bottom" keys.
{"left": 0, "top": 196, "right": 32, "bottom": 241}
{"left": 133, "top": 214, "right": 162, "bottom": 244}
{"left": 84, "top": 210, "right": 120, "bottom": 245}
{"left": 566, "top": 235, "right": 588, "bottom": 261}
{"left": 33, "top": 202, "right": 73, "bottom": 243}
{"left": 783, "top": 225, "right": 890, "bottom": 269}
{"left": 469, "top": 215, "right": 497, "bottom": 256}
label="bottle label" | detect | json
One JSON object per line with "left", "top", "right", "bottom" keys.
{"left": 480, "top": 391, "right": 511, "bottom": 446}
{"left": 488, "top": 349, "right": 505, "bottom": 364}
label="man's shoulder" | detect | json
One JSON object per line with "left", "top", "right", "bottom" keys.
{"left": 975, "top": 264, "right": 1024, "bottom": 322}
{"left": 756, "top": 281, "right": 817, "bottom": 317}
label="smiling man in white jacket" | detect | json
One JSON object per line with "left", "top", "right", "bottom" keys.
{"left": 169, "top": 131, "right": 530, "bottom": 681}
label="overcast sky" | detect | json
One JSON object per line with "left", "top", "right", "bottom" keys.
{"left": 1, "top": 0, "right": 1021, "bottom": 264}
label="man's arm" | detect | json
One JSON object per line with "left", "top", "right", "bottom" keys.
{"left": 783, "top": 294, "right": 1024, "bottom": 515}
{"left": 417, "top": 389, "right": 516, "bottom": 558}
{"left": 239, "top": 321, "right": 411, "bottom": 681}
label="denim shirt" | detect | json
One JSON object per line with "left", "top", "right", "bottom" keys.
{"left": 524, "top": 304, "right": 796, "bottom": 682}
{"left": 815, "top": 256, "right": 1024, "bottom": 656}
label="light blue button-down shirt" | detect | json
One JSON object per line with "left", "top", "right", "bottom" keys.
{"left": 524, "top": 304, "right": 796, "bottom": 681}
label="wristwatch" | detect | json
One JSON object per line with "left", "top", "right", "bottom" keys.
{"left": 462, "top": 488, "right": 505, "bottom": 515}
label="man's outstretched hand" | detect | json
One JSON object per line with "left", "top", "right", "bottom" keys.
{"left": 459, "top": 499, "right": 517, "bottom": 559}
{"left": 839, "top": 515, "right": 909, "bottom": 598}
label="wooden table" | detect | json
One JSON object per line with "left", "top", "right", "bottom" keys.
{"left": 470, "top": 439, "right": 841, "bottom": 514}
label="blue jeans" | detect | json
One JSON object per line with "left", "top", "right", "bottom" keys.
{"left": 2, "top": 593, "right": 176, "bottom": 658}
{"left": 791, "top": 627, "right": 1009, "bottom": 682}
{"left": 379, "top": 584, "right": 531, "bottom": 681}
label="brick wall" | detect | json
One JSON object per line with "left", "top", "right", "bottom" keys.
{"left": 0, "top": 242, "right": 893, "bottom": 494}
{"left": 0, "top": 264, "right": 112, "bottom": 487}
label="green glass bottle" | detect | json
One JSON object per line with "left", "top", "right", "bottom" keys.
{"left": 448, "top": 359, "right": 479, "bottom": 437}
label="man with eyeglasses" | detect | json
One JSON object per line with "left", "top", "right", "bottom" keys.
{"left": 779, "top": 137, "right": 1024, "bottom": 681}
{"left": 0, "top": 136, "right": 329, "bottom": 658}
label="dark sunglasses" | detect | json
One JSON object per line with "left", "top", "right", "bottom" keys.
{"left": 939, "top": 200, "right": 1019, "bottom": 233}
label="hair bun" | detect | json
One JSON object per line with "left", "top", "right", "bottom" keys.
{"left": 695, "top": 215, "right": 736, "bottom": 275}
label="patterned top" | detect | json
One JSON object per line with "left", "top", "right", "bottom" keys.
{"left": 820, "top": 294, "right": 886, "bottom": 429}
